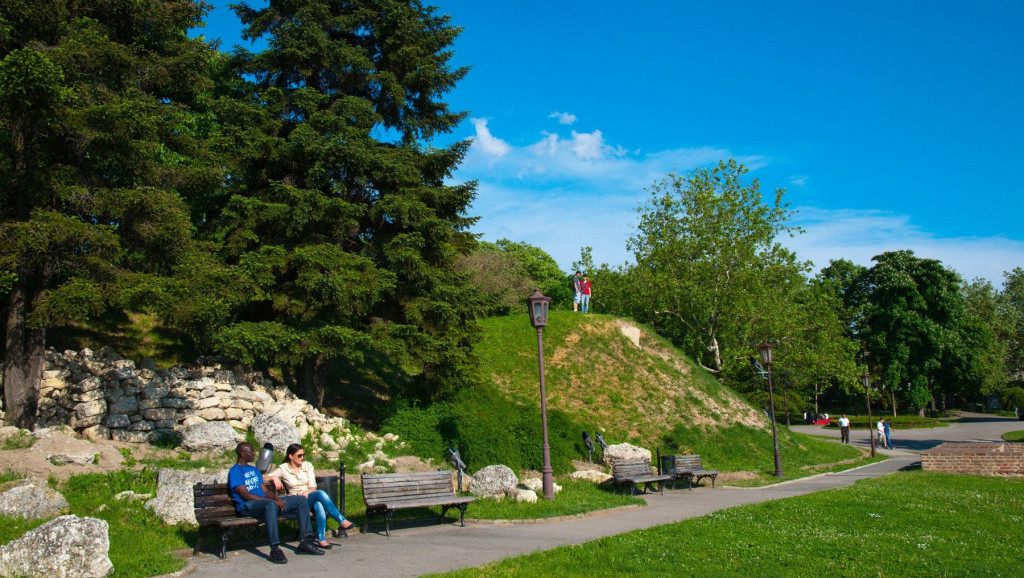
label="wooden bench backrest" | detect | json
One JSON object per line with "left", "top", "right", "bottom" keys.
{"left": 362, "top": 471, "right": 454, "bottom": 503}
{"left": 193, "top": 483, "right": 237, "bottom": 525}
{"left": 671, "top": 455, "right": 703, "bottom": 470}
{"left": 611, "top": 459, "right": 655, "bottom": 479}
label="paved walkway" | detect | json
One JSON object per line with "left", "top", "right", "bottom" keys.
{"left": 183, "top": 412, "right": 1022, "bottom": 578}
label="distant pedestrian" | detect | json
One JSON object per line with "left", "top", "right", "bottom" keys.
{"left": 838, "top": 414, "right": 850, "bottom": 444}
{"left": 876, "top": 418, "right": 886, "bottom": 449}
{"left": 572, "top": 271, "right": 582, "bottom": 312}
{"left": 883, "top": 418, "right": 892, "bottom": 449}
{"left": 580, "top": 274, "right": 592, "bottom": 313}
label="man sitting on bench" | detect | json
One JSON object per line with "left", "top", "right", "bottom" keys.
{"left": 228, "top": 442, "right": 325, "bottom": 564}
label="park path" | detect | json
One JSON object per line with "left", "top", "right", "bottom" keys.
{"left": 181, "top": 412, "right": 1021, "bottom": 578}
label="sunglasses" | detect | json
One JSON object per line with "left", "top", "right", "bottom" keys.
{"left": 295, "top": 453, "right": 305, "bottom": 458}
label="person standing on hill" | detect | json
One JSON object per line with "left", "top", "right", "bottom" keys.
{"left": 838, "top": 414, "right": 850, "bottom": 444}
{"left": 580, "top": 274, "right": 592, "bottom": 313}
{"left": 572, "top": 271, "right": 582, "bottom": 312}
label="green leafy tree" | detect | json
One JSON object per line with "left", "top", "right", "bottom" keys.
{"left": 0, "top": 0, "right": 216, "bottom": 428}
{"left": 861, "top": 251, "right": 965, "bottom": 415}
{"left": 626, "top": 159, "right": 803, "bottom": 375}
{"left": 211, "top": 0, "right": 478, "bottom": 406}
{"left": 490, "top": 239, "right": 570, "bottom": 308}
{"left": 1001, "top": 268, "right": 1024, "bottom": 388}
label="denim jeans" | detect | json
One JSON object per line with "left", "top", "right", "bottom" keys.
{"left": 305, "top": 489, "right": 347, "bottom": 541}
{"left": 580, "top": 294, "right": 590, "bottom": 312}
{"left": 237, "top": 495, "right": 313, "bottom": 546}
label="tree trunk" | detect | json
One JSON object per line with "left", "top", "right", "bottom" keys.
{"left": 706, "top": 334, "right": 722, "bottom": 374}
{"left": 3, "top": 279, "right": 47, "bottom": 430}
{"left": 299, "top": 354, "right": 328, "bottom": 410}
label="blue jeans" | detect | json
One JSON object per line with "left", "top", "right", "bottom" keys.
{"left": 580, "top": 294, "right": 590, "bottom": 312}
{"left": 306, "top": 490, "right": 347, "bottom": 541}
{"left": 237, "top": 495, "right": 313, "bottom": 547}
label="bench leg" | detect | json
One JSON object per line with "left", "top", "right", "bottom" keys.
{"left": 384, "top": 509, "right": 394, "bottom": 537}
{"left": 220, "top": 529, "right": 229, "bottom": 560}
{"left": 193, "top": 527, "right": 204, "bottom": 557}
{"left": 457, "top": 504, "right": 468, "bottom": 527}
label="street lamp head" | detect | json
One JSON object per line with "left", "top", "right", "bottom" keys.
{"left": 757, "top": 341, "right": 774, "bottom": 367}
{"left": 527, "top": 289, "right": 551, "bottom": 328}
{"left": 861, "top": 372, "right": 871, "bottom": 389}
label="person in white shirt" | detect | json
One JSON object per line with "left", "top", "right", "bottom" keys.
{"left": 837, "top": 414, "right": 851, "bottom": 444}
{"left": 272, "top": 443, "right": 354, "bottom": 548}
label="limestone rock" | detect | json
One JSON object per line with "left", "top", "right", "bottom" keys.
{"left": 0, "top": 515, "right": 113, "bottom": 578}
{"left": 520, "top": 477, "right": 563, "bottom": 494}
{"left": 156, "top": 468, "right": 228, "bottom": 487}
{"left": 570, "top": 469, "right": 613, "bottom": 484}
{"left": 180, "top": 421, "right": 242, "bottom": 453}
{"left": 469, "top": 465, "right": 518, "bottom": 499}
{"left": 46, "top": 451, "right": 98, "bottom": 466}
{"left": 251, "top": 412, "right": 301, "bottom": 451}
{"left": 0, "top": 479, "right": 70, "bottom": 519}
{"left": 603, "top": 443, "right": 651, "bottom": 465}
{"left": 511, "top": 488, "right": 537, "bottom": 503}
{"left": 145, "top": 483, "right": 198, "bottom": 525}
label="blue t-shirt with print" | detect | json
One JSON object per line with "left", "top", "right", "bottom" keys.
{"left": 228, "top": 463, "right": 266, "bottom": 511}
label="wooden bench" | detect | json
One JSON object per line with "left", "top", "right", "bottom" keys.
{"left": 610, "top": 458, "right": 672, "bottom": 495}
{"left": 660, "top": 454, "right": 719, "bottom": 489}
{"left": 361, "top": 470, "right": 475, "bottom": 536}
{"left": 193, "top": 468, "right": 343, "bottom": 559}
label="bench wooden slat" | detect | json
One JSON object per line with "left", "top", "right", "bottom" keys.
{"left": 360, "top": 470, "right": 474, "bottom": 536}
{"left": 610, "top": 458, "right": 671, "bottom": 495}
{"left": 662, "top": 454, "right": 720, "bottom": 488}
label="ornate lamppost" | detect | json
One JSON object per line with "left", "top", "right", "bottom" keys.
{"left": 527, "top": 289, "right": 555, "bottom": 499}
{"left": 862, "top": 372, "right": 876, "bottom": 457}
{"left": 757, "top": 341, "right": 784, "bottom": 478}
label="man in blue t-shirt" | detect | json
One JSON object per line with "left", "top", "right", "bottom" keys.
{"left": 228, "top": 442, "right": 324, "bottom": 564}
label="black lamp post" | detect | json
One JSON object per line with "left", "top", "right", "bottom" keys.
{"left": 527, "top": 289, "right": 555, "bottom": 500}
{"left": 862, "top": 372, "right": 876, "bottom": 458}
{"left": 757, "top": 341, "right": 784, "bottom": 478}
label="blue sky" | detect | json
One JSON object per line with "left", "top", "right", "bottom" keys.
{"left": 196, "top": 1, "right": 1024, "bottom": 286}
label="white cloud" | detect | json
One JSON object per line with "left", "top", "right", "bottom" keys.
{"left": 789, "top": 175, "right": 809, "bottom": 186}
{"left": 548, "top": 111, "right": 577, "bottom": 125}
{"left": 469, "top": 118, "right": 510, "bottom": 157}
{"left": 788, "top": 208, "right": 1024, "bottom": 286}
{"left": 460, "top": 118, "right": 1024, "bottom": 285}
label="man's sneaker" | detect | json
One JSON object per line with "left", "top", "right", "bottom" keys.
{"left": 296, "top": 538, "right": 325, "bottom": 555}
{"left": 269, "top": 546, "right": 287, "bottom": 564}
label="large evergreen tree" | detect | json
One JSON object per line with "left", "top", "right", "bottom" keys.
{"left": 211, "top": 0, "right": 479, "bottom": 406}
{"left": 0, "top": 0, "right": 216, "bottom": 428}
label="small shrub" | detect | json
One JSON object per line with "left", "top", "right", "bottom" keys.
{"left": 1, "top": 431, "right": 35, "bottom": 450}
{"left": 119, "top": 447, "right": 137, "bottom": 468}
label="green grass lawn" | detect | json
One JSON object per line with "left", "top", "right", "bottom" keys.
{"left": 435, "top": 470, "right": 1024, "bottom": 577}
{"left": 1004, "top": 430, "right": 1024, "bottom": 442}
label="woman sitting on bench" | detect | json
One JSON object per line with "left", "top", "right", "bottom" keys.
{"left": 271, "top": 443, "right": 355, "bottom": 549}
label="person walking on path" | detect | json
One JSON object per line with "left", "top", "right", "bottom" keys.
{"left": 228, "top": 442, "right": 325, "bottom": 563}
{"left": 572, "top": 271, "right": 582, "bottom": 312}
{"left": 838, "top": 414, "right": 850, "bottom": 444}
{"left": 883, "top": 418, "right": 892, "bottom": 449}
{"left": 876, "top": 418, "right": 886, "bottom": 449}
{"left": 580, "top": 274, "right": 592, "bottom": 313}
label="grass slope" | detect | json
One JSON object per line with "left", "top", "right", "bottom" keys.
{"left": 476, "top": 312, "right": 765, "bottom": 447}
